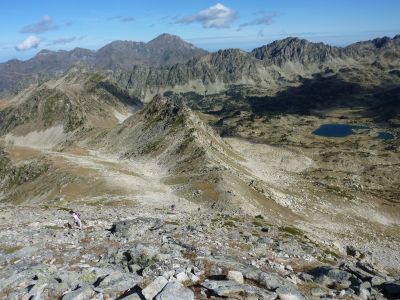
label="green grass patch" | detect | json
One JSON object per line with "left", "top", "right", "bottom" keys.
{"left": 279, "top": 226, "right": 303, "bottom": 236}
{"left": 166, "top": 220, "right": 180, "bottom": 226}
{"left": 252, "top": 220, "right": 264, "bottom": 227}
{"left": 142, "top": 139, "right": 163, "bottom": 154}
{"left": 223, "top": 220, "right": 236, "bottom": 227}
{"left": 323, "top": 249, "right": 341, "bottom": 259}
{"left": 45, "top": 225, "right": 63, "bottom": 230}
{"left": 1, "top": 245, "right": 23, "bottom": 254}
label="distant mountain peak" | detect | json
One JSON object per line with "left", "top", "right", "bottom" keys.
{"left": 37, "top": 49, "right": 53, "bottom": 55}
{"left": 147, "top": 33, "right": 198, "bottom": 50}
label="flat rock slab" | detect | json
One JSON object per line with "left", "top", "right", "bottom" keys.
{"left": 95, "top": 270, "right": 143, "bottom": 296}
{"left": 201, "top": 280, "right": 277, "bottom": 299}
{"left": 155, "top": 281, "right": 194, "bottom": 300}
{"left": 142, "top": 276, "right": 168, "bottom": 300}
{"left": 276, "top": 286, "right": 307, "bottom": 300}
{"left": 62, "top": 285, "right": 96, "bottom": 300}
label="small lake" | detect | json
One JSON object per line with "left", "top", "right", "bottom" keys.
{"left": 313, "top": 124, "right": 369, "bottom": 138}
{"left": 376, "top": 132, "right": 394, "bottom": 140}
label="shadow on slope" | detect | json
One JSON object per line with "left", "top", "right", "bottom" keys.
{"left": 242, "top": 74, "right": 400, "bottom": 126}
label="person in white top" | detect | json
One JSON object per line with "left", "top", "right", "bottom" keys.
{"left": 69, "top": 210, "right": 82, "bottom": 229}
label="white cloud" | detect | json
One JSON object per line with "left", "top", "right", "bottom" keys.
{"left": 238, "top": 13, "right": 276, "bottom": 31}
{"left": 20, "top": 16, "right": 59, "bottom": 34}
{"left": 15, "top": 35, "right": 41, "bottom": 51}
{"left": 47, "top": 35, "right": 86, "bottom": 46}
{"left": 177, "top": 3, "right": 237, "bottom": 29}
{"left": 108, "top": 16, "right": 135, "bottom": 23}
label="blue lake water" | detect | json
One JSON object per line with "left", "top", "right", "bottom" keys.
{"left": 376, "top": 132, "right": 394, "bottom": 140}
{"left": 313, "top": 124, "right": 369, "bottom": 138}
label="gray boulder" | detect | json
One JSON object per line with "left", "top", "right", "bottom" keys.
{"left": 142, "top": 276, "right": 168, "bottom": 300}
{"left": 310, "top": 266, "right": 352, "bottom": 282}
{"left": 120, "top": 294, "right": 142, "bottom": 300}
{"left": 155, "top": 281, "right": 194, "bottom": 300}
{"left": 258, "top": 272, "right": 287, "bottom": 290}
{"left": 95, "top": 271, "right": 142, "bottom": 297}
{"left": 201, "top": 280, "right": 277, "bottom": 299}
{"left": 110, "top": 217, "right": 164, "bottom": 239}
{"left": 276, "top": 286, "right": 307, "bottom": 300}
{"left": 62, "top": 285, "right": 96, "bottom": 300}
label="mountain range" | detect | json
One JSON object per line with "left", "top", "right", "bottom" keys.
{"left": 0, "top": 33, "right": 207, "bottom": 95}
{"left": 1, "top": 34, "right": 399, "bottom": 99}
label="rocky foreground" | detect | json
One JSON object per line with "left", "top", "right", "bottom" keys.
{"left": 0, "top": 204, "right": 399, "bottom": 300}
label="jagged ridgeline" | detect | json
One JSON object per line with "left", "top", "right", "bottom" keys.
{"left": 113, "top": 35, "right": 400, "bottom": 103}
{"left": 0, "top": 34, "right": 207, "bottom": 97}
{"left": 100, "top": 94, "right": 235, "bottom": 174}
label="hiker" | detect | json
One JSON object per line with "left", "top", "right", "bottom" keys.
{"left": 171, "top": 204, "right": 175, "bottom": 211}
{"left": 70, "top": 210, "right": 82, "bottom": 229}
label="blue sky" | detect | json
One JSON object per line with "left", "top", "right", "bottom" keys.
{"left": 0, "top": 0, "right": 399, "bottom": 62}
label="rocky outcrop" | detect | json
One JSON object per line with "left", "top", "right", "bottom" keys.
{"left": 2, "top": 204, "right": 397, "bottom": 299}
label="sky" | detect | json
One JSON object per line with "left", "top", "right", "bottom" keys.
{"left": 0, "top": 0, "right": 399, "bottom": 62}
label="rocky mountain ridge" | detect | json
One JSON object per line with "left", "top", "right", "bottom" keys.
{"left": 0, "top": 33, "right": 207, "bottom": 96}
{"left": 113, "top": 35, "right": 400, "bottom": 102}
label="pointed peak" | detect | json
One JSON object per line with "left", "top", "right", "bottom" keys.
{"left": 148, "top": 33, "right": 185, "bottom": 44}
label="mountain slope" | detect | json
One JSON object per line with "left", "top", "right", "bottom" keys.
{"left": 0, "top": 34, "right": 207, "bottom": 96}
{"left": 0, "top": 68, "right": 141, "bottom": 149}
{"left": 94, "top": 33, "right": 207, "bottom": 69}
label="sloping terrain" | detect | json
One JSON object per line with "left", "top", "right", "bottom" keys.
{"left": 0, "top": 34, "right": 207, "bottom": 96}
{"left": 0, "top": 34, "right": 400, "bottom": 299}
{"left": 0, "top": 68, "right": 141, "bottom": 147}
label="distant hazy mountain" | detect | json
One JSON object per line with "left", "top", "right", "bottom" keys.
{"left": 93, "top": 33, "right": 207, "bottom": 69}
{"left": 0, "top": 33, "right": 207, "bottom": 96}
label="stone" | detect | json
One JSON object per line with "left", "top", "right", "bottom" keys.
{"left": 201, "top": 280, "right": 277, "bottom": 299}
{"left": 175, "top": 271, "right": 190, "bottom": 283}
{"left": 155, "top": 281, "right": 194, "bottom": 300}
{"left": 310, "top": 266, "right": 352, "bottom": 282}
{"left": 346, "top": 245, "right": 361, "bottom": 258}
{"left": 359, "top": 287, "right": 370, "bottom": 300}
{"left": 258, "top": 272, "right": 287, "bottom": 290}
{"left": 124, "top": 244, "right": 160, "bottom": 268}
{"left": 311, "top": 287, "right": 325, "bottom": 297}
{"left": 371, "top": 275, "right": 386, "bottom": 287}
{"left": 120, "top": 294, "right": 142, "bottom": 300}
{"left": 187, "top": 272, "right": 200, "bottom": 283}
{"left": 227, "top": 270, "right": 244, "bottom": 284}
{"left": 360, "top": 281, "right": 371, "bottom": 289}
{"left": 343, "top": 263, "right": 374, "bottom": 281}
{"left": 210, "top": 265, "right": 223, "bottom": 276}
{"left": 298, "top": 272, "right": 314, "bottom": 282}
{"left": 110, "top": 218, "right": 164, "bottom": 239}
{"left": 201, "top": 280, "right": 245, "bottom": 296}
{"left": 142, "top": 276, "right": 168, "bottom": 300}
{"left": 62, "top": 285, "right": 96, "bottom": 300}
{"left": 258, "top": 237, "right": 274, "bottom": 244}
{"left": 95, "top": 271, "right": 142, "bottom": 296}
{"left": 314, "top": 274, "right": 334, "bottom": 286}
{"left": 275, "top": 286, "right": 307, "bottom": 300}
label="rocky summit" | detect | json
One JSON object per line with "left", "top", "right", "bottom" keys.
{"left": 0, "top": 31, "right": 399, "bottom": 300}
